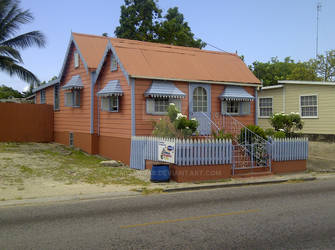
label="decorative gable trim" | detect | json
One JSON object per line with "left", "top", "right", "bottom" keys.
{"left": 58, "top": 34, "right": 89, "bottom": 81}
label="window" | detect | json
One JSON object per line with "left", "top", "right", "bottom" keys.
{"left": 74, "top": 51, "right": 79, "bottom": 68}
{"left": 146, "top": 98, "right": 181, "bottom": 115}
{"left": 40, "top": 90, "right": 46, "bottom": 104}
{"left": 226, "top": 101, "right": 239, "bottom": 114}
{"left": 54, "top": 84, "right": 59, "bottom": 110}
{"left": 300, "top": 95, "right": 317, "bottom": 118}
{"left": 222, "top": 101, "right": 250, "bottom": 115}
{"left": 193, "top": 87, "right": 207, "bottom": 112}
{"left": 101, "top": 96, "right": 119, "bottom": 112}
{"left": 64, "top": 90, "right": 80, "bottom": 107}
{"left": 111, "top": 54, "right": 117, "bottom": 71}
{"left": 259, "top": 97, "right": 272, "bottom": 117}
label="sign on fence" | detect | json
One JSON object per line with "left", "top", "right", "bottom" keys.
{"left": 158, "top": 140, "right": 175, "bottom": 163}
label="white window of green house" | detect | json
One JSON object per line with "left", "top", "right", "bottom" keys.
{"left": 300, "top": 95, "right": 318, "bottom": 118}
{"left": 101, "top": 96, "right": 119, "bottom": 112}
{"left": 40, "top": 89, "right": 46, "bottom": 104}
{"left": 193, "top": 87, "right": 207, "bottom": 112}
{"left": 146, "top": 98, "right": 181, "bottom": 115}
{"left": 64, "top": 90, "right": 80, "bottom": 107}
{"left": 259, "top": 97, "right": 273, "bottom": 117}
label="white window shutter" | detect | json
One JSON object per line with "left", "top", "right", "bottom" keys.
{"left": 74, "top": 90, "right": 80, "bottom": 107}
{"left": 240, "top": 102, "right": 251, "bottom": 115}
{"left": 101, "top": 97, "right": 109, "bottom": 111}
{"left": 146, "top": 98, "right": 154, "bottom": 114}
{"left": 170, "top": 99, "right": 182, "bottom": 112}
{"left": 74, "top": 52, "right": 79, "bottom": 68}
{"left": 221, "top": 101, "right": 227, "bottom": 115}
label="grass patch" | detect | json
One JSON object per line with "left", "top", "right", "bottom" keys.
{"left": 0, "top": 142, "right": 149, "bottom": 187}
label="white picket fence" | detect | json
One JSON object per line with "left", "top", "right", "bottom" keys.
{"left": 129, "top": 136, "right": 309, "bottom": 170}
{"left": 270, "top": 137, "right": 308, "bottom": 161}
{"left": 130, "top": 136, "right": 233, "bottom": 170}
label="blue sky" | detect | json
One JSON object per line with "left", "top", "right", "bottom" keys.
{"left": 2, "top": 0, "right": 335, "bottom": 92}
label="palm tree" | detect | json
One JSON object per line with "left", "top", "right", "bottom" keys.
{"left": 0, "top": 0, "right": 46, "bottom": 86}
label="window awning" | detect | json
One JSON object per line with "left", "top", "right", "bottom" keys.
{"left": 62, "top": 75, "right": 84, "bottom": 90}
{"left": 219, "top": 86, "right": 255, "bottom": 101}
{"left": 144, "top": 81, "right": 186, "bottom": 99}
{"left": 97, "top": 80, "right": 123, "bottom": 97}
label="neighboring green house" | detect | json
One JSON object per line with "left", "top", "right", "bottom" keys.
{"left": 257, "top": 80, "right": 335, "bottom": 136}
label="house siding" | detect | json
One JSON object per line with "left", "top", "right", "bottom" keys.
{"left": 258, "top": 87, "right": 284, "bottom": 129}
{"left": 258, "top": 84, "right": 335, "bottom": 134}
{"left": 285, "top": 84, "right": 335, "bottom": 134}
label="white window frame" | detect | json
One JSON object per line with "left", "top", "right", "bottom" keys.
{"left": 64, "top": 90, "right": 81, "bottom": 108}
{"left": 40, "top": 89, "right": 46, "bottom": 104}
{"left": 146, "top": 97, "right": 182, "bottom": 115}
{"left": 221, "top": 100, "right": 251, "bottom": 116}
{"left": 258, "top": 97, "right": 273, "bottom": 118}
{"left": 300, "top": 94, "right": 318, "bottom": 118}
{"left": 111, "top": 54, "right": 117, "bottom": 71}
{"left": 192, "top": 87, "right": 208, "bottom": 112}
{"left": 101, "top": 96, "right": 119, "bottom": 112}
{"left": 226, "top": 100, "right": 239, "bottom": 115}
{"left": 74, "top": 51, "right": 79, "bottom": 68}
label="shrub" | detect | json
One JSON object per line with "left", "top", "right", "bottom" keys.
{"left": 238, "top": 125, "right": 267, "bottom": 145}
{"left": 152, "top": 103, "right": 199, "bottom": 139}
{"left": 270, "top": 112, "right": 303, "bottom": 137}
{"left": 264, "top": 128, "right": 275, "bottom": 137}
{"left": 273, "top": 131, "right": 286, "bottom": 138}
{"left": 211, "top": 129, "right": 234, "bottom": 140}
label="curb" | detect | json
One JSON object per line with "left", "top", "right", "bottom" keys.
{"left": 162, "top": 177, "right": 317, "bottom": 193}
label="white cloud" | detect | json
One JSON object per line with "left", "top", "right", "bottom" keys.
{"left": 23, "top": 85, "right": 30, "bottom": 92}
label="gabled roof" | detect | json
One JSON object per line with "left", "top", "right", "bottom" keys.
{"left": 219, "top": 86, "right": 255, "bottom": 101}
{"left": 144, "top": 80, "right": 186, "bottom": 98}
{"left": 97, "top": 80, "right": 123, "bottom": 96}
{"left": 32, "top": 78, "right": 60, "bottom": 93}
{"left": 72, "top": 32, "right": 260, "bottom": 85}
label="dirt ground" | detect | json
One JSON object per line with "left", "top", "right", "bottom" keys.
{"left": 0, "top": 142, "right": 150, "bottom": 201}
{"left": 308, "top": 141, "right": 335, "bottom": 172}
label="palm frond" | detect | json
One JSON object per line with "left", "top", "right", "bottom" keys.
{"left": 0, "top": 45, "right": 22, "bottom": 61}
{"left": 0, "top": 55, "right": 39, "bottom": 84}
{"left": 0, "top": 6, "right": 33, "bottom": 42}
{"left": 1, "top": 30, "right": 46, "bottom": 49}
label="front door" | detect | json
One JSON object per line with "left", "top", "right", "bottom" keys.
{"left": 189, "top": 84, "right": 211, "bottom": 135}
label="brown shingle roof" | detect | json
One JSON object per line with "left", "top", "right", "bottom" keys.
{"left": 72, "top": 32, "right": 260, "bottom": 85}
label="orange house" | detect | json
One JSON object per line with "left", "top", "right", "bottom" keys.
{"left": 33, "top": 32, "right": 261, "bottom": 165}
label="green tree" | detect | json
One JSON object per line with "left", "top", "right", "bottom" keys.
{"left": 114, "top": 0, "right": 162, "bottom": 42}
{"left": 114, "top": 1, "right": 205, "bottom": 49}
{"left": 0, "top": 0, "right": 46, "bottom": 86}
{"left": 156, "top": 7, "right": 206, "bottom": 49}
{"left": 250, "top": 57, "right": 319, "bottom": 86}
{"left": 0, "top": 84, "right": 23, "bottom": 98}
{"left": 311, "top": 49, "right": 335, "bottom": 81}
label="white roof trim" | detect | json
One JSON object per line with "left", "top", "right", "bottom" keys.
{"left": 261, "top": 85, "right": 284, "bottom": 90}
{"left": 278, "top": 80, "right": 335, "bottom": 86}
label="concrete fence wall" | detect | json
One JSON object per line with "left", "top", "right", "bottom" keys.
{"left": 0, "top": 103, "right": 53, "bottom": 142}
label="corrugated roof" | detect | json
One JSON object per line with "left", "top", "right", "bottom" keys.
{"left": 97, "top": 80, "right": 123, "bottom": 96}
{"left": 72, "top": 32, "right": 260, "bottom": 85}
{"left": 32, "top": 78, "right": 60, "bottom": 93}
{"left": 219, "top": 86, "right": 255, "bottom": 101}
{"left": 62, "top": 75, "right": 84, "bottom": 90}
{"left": 144, "top": 80, "right": 186, "bottom": 98}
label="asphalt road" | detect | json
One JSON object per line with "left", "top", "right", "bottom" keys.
{"left": 0, "top": 179, "right": 334, "bottom": 250}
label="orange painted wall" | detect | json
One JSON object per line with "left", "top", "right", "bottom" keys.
{"left": 54, "top": 44, "right": 92, "bottom": 134}
{"left": 94, "top": 51, "right": 131, "bottom": 139}
{"left": 134, "top": 79, "right": 189, "bottom": 136}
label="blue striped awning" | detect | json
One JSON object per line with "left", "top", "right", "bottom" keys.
{"left": 219, "top": 86, "right": 255, "bottom": 101}
{"left": 97, "top": 80, "right": 123, "bottom": 97}
{"left": 144, "top": 81, "right": 186, "bottom": 99}
{"left": 62, "top": 75, "right": 84, "bottom": 90}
